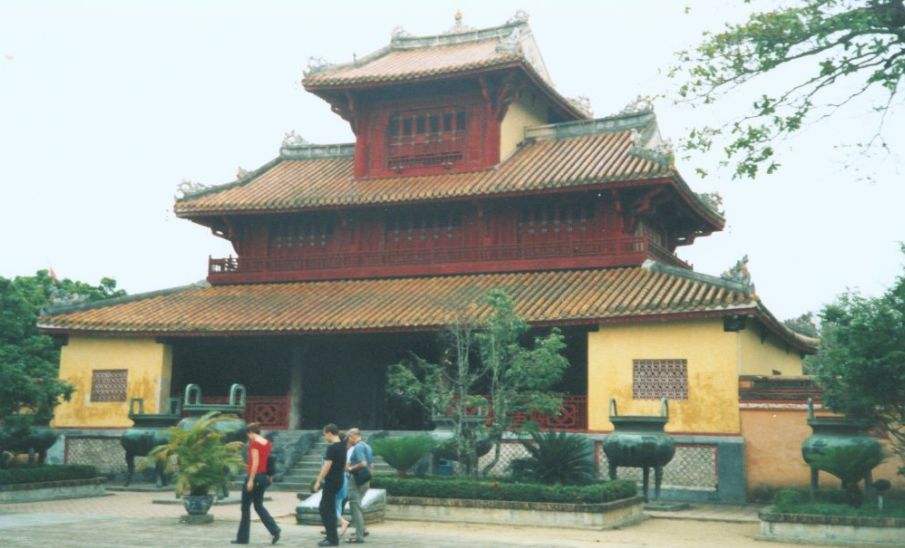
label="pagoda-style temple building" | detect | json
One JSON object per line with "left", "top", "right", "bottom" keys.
{"left": 40, "top": 13, "right": 823, "bottom": 501}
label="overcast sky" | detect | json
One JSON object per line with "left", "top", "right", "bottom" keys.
{"left": 1, "top": 0, "right": 903, "bottom": 321}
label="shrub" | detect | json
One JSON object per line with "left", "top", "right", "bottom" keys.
{"left": 371, "top": 435, "right": 435, "bottom": 477}
{"left": 772, "top": 489, "right": 805, "bottom": 510}
{"left": 509, "top": 431, "right": 596, "bottom": 485}
{"left": 147, "top": 411, "right": 244, "bottom": 497}
{"left": 808, "top": 444, "right": 886, "bottom": 507}
{"left": 0, "top": 464, "right": 98, "bottom": 486}
{"left": 371, "top": 475, "right": 636, "bottom": 504}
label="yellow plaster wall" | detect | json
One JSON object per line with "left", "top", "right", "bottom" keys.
{"left": 741, "top": 408, "right": 905, "bottom": 490}
{"left": 588, "top": 319, "right": 740, "bottom": 434}
{"left": 500, "top": 91, "right": 548, "bottom": 160}
{"left": 737, "top": 321, "right": 805, "bottom": 376}
{"left": 52, "top": 336, "right": 172, "bottom": 428}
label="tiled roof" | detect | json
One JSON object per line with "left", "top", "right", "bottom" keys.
{"left": 304, "top": 17, "right": 551, "bottom": 88}
{"left": 38, "top": 264, "right": 812, "bottom": 351}
{"left": 174, "top": 112, "right": 720, "bottom": 227}
{"left": 302, "top": 16, "right": 587, "bottom": 119}
{"left": 304, "top": 38, "right": 521, "bottom": 88}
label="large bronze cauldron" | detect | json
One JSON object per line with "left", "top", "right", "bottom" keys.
{"left": 602, "top": 398, "right": 675, "bottom": 502}
{"left": 176, "top": 383, "right": 248, "bottom": 444}
{"left": 0, "top": 414, "right": 58, "bottom": 464}
{"left": 802, "top": 398, "right": 881, "bottom": 498}
{"left": 120, "top": 398, "right": 181, "bottom": 486}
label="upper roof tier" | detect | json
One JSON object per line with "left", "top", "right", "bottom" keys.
{"left": 174, "top": 108, "right": 723, "bottom": 231}
{"left": 302, "top": 11, "right": 589, "bottom": 119}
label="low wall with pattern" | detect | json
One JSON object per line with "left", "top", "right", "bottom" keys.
{"left": 474, "top": 434, "right": 745, "bottom": 503}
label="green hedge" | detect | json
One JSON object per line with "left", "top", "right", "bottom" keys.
{"left": 371, "top": 476, "right": 636, "bottom": 504}
{"left": 0, "top": 465, "right": 99, "bottom": 486}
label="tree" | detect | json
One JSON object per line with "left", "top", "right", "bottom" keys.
{"left": 385, "top": 289, "right": 569, "bottom": 477}
{"left": 807, "top": 248, "right": 905, "bottom": 477}
{"left": 672, "top": 0, "right": 905, "bottom": 179}
{"left": 0, "top": 270, "right": 126, "bottom": 421}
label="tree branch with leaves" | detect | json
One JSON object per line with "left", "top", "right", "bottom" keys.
{"left": 672, "top": 0, "right": 905, "bottom": 179}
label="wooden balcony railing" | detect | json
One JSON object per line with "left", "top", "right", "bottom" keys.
{"left": 189, "top": 395, "right": 290, "bottom": 429}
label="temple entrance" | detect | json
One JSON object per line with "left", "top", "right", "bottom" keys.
{"left": 168, "top": 326, "right": 588, "bottom": 431}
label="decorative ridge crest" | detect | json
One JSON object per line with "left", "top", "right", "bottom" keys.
{"left": 389, "top": 17, "right": 530, "bottom": 50}
{"left": 643, "top": 260, "right": 755, "bottom": 296}
{"left": 40, "top": 281, "right": 210, "bottom": 318}
{"left": 524, "top": 110, "right": 656, "bottom": 141}
{"left": 720, "top": 255, "right": 755, "bottom": 292}
{"left": 280, "top": 141, "right": 355, "bottom": 160}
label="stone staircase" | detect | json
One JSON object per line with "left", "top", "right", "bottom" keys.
{"left": 276, "top": 439, "right": 394, "bottom": 492}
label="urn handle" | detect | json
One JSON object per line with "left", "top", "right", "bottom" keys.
{"left": 184, "top": 383, "right": 202, "bottom": 406}
{"left": 807, "top": 397, "right": 815, "bottom": 420}
{"left": 229, "top": 383, "right": 247, "bottom": 408}
{"left": 609, "top": 398, "right": 618, "bottom": 418}
{"left": 661, "top": 398, "right": 669, "bottom": 418}
{"left": 129, "top": 398, "right": 145, "bottom": 416}
{"left": 166, "top": 397, "right": 181, "bottom": 415}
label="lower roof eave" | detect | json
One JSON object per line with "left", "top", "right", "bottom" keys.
{"left": 39, "top": 306, "right": 787, "bottom": 341}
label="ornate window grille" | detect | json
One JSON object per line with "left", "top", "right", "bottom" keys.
{"left": 632, "top": 359, "right": 688, "bottom": 400}
{"left": 90, "top": 369, "right": 128, "bottom": 402}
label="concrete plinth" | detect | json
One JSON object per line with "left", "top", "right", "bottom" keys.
{"left": 296, "top": 488, "right": 386, "bottom": 525}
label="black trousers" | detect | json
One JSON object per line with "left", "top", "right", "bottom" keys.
{"left": 319, "top": 483, "right": 341, "bottom": 544}
{"left": 236, "top": 475, "right": 280, "bottom": 543}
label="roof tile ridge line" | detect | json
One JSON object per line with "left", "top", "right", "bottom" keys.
{"left": 523, "top": 111, "right": 656, "bottom": 142}
{"left": 753, "top": 300, "right": 820, "bottom": 350}
{"left": 303, "top": 21, "right": 528, "bottom": 82}
{"left": 39, "top": 281, "right": 210, "bottom": 318}
{"left": 176, "top": 156, "right": 284, "bottom": 203}
{"left": 390, "top": 20, "right": 528, "bottom": 50}
{"left": 304, "top": 45, "right": 394, "bottom": 80}
{"left": 279, "top": 142, "right": 355, "bottom": 160}
{"left": 642, "top": 260, "right": 754, "bottom": 296}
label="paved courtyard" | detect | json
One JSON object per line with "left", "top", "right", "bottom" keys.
{"left": 0, "top": 491, "right": 819, "bottom": 547}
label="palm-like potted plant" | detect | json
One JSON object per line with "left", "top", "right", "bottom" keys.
{"left": 148, "top": 411, "right": 245, "bottom": 517}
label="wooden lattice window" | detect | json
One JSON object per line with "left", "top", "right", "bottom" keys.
{"left": 632, "top": 359, "right": 688, "bottom": 400}
{"left": 91, "top": 369, "right": 128, "bottom": 402}
{"left": 387, "top": 107, "right": 467, "bottom": 170}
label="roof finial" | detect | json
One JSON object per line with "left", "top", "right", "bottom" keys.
{"left": 455, "top": 9, "right": 463, "bottom": 25}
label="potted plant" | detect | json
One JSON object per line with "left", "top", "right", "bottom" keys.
{"left": 148, "top": 411, "right": 244, "bottom": 518}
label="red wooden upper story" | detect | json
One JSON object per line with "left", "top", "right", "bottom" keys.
{"left": 174, "top": 17, "right": 724, "bottom": 285}
{"left": 204, "top": 190, "right": 697, "bottom": 284}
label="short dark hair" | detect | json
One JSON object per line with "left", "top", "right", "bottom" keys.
{"left": 246, "top": 422, "right": 261, "bottom": 434}
{"left": 322, "top": 423, "right": 339, "bottom": 435}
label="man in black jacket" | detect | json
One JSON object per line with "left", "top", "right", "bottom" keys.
{"left": 313, "top": 423, "right": 346, "bottom": 547}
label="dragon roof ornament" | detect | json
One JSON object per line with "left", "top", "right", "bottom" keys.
{"left": 721, "top": 255, "right": 755, "bottom": 291}
{"left": 567, "top": 96, "right": 593, "bottom": 117}
{"left": 619, "top": 95, "right": 655, "bottom": 116}
{"left": 175, "top": 179, "right": 211, "bottom": 201}
{"left": 696, "top": 192, "right": 725, "bottom": 216}
{"left": 507, "top": 10, "right": 530, "bottom": 25}
{"left": 304, "top": 56, "right": 331, "bottom": 77}
{"left": 282, "top": 130, "right": 308, "bottom": 148}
